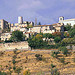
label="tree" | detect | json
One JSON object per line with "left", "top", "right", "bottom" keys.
{"left": 51, "top": 68, "right": 60, "bottom": 75}
{"left": 43, "top": 33, "right": 49, "bottom": 41}
{"left": 28, "top": 34, "right": 44, "bottom": 49}
{"left": 35, "top": 54, "right": 42, "bottom": 61}
{"left": 52, "top": 32, "right": 61, "bottom": 38}
{"left": 51, "top": 51, "right": 59, "bottom": 58}
{"left": 61, "top": 38, "right": 74, "bottom": 45}
{"left": 64, "top": 24, "right": 71, "bottom": 31}
{"left": 54, "top": 37, "right": 61, "bottom": 43}
{"left": 12, "top": 59, "right": 16, "bottom": 65}
{"left": 10, "top": 30, "right": 23, "bottom": 42}
{"left": 35, "top": 34, "right": 43, "bottom": 39}
{"left": 47, "top": 33, "right": 52, "bottom": 39}
{"left": 13, "top": 66, "right": 16, "bottom": 71}
{"left": 51, "top": 64, "right": 56, "bottom": 68}
{"left": 0, "top": 71, "right": 7, "bottom": 75}
{"left": 64, "top": 32, "right": 69, "bottom": 38}
{"left": 59, "top": 47, "right": 68, "bottom": 56}
{"left": 69, "top": 28, "right": 75, "bottom": 38}
{"left": 38, "top": 22, "right": 41, "bottom": 25}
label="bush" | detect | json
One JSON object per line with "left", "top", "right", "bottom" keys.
{"left": 23, "top": 70, "right": 30, "bottom": 75}
{"left": 13, "top": 55, "right": 17, "bottom": 59}
{"left": 51, "top": 68, "right": 60, "bottom": 75}
{"left": 54, "top": 37, "right": 61, "bottom": 43}
{"left": 12, "top": 59, "right": 16, "bottom": 64}
{"left": 59, "top": 58, "right": 65, "bottom": 63}
{"left": 0, "top": 71, "right": 7, "bottom": 75}
{"left": 59, "top": 47, "right": 68, "bottom": 56}
{"left": 35, "top": 54, "right": 42, "bottom": 61}
{"left": 15, "top": 67, "right": 22, "bottom": 75}
{"left": 13, "top": 48, "right": 18, "bottom": 54}
{"left": 13, "top": 66, "right": 16, "bottom": 71}
{"left": 0, "top": 51, "right": 4, "bottom": 56}
{"left": 51, "top": 64, "right": 56, "bottom": 68}
{"left": 51, "top": 51, "right": 59, "bottom": 58}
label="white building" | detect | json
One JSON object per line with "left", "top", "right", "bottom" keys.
{"left": 59, "top": 17, "right": 75, "bottom": 26}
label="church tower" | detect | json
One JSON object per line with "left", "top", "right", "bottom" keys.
{"left": 59, "top": 16, "right": 64, "bottom": 23}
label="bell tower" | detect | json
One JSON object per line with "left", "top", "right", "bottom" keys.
{"left": 59, "top": 16, "right": 64, "bottom": 23}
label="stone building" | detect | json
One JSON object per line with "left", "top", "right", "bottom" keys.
{"left": 11, "top": 16, "right": 34, "bottom": 32}
{"left": 0, "top": 32, "right": 12, "bottom": 41}
{"left": 29, "top": 23, "right": 64, "bottom": 34}
{"left": 59, "top": 16, "right": 75, "bottom": 26}
{"left": 0, "top": 19, "right": 10, "bottom": 30}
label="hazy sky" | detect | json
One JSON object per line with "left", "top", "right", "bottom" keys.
{"left": 0, "top": 0, "right": 75, "bottom": 24}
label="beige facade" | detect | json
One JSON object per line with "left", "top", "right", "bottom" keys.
{"left": 11, "top": 16, "right": 34, "bottom": 33}
{"left": 59, "top": 16, "right": 75, "bottom": 26}
{"left": 0, "top": 33, "right": 12, "bottom": 41}
{"left": 29, "top": 23, "right": 64, "bottom": 34}
{"left": 11, "top": 24, "right": 28, "bottom": 32}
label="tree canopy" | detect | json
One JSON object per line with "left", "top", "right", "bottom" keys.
{"left": 54, "top": 37, "right": 61, "bottom": 43}
{"left": 10, "top": 30, "right": 23, "bottom": 42}
{"left": 64, "top": 24, "right": 71, "bottom": 31}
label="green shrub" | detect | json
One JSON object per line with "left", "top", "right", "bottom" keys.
{"left": 35, "top": 54, "right": 42, "bottom": 61}
{"left": 51, "top": 68, "right": 60, "bottom": 75}
{"left": 13, "top": 48, "right": 18, "bottom": 54}
{"left": 51, "top": 64, "right": 56, "bottom": 68}
{"left": 51, "top": 51, "right": 59, "bottom": 58}
{"left": 59, "top": 58, "right": 65, "bottom": 63}
{"left": 12, "top": 59, "right": 16, "bottom": 64}
{"left": 13, "top": 55, "right": 17, "bottom": 59}
{"left": 15, "top": 67, "right": 22, "bottom": 75}
{"left": 13, "top": 66, "right": 16, "bottom": 71}
{"left": 0, "top": 71, "right": 7, "bottom": 75}
{"left": 59, "top": 47, "right": 68, "bottom": 56}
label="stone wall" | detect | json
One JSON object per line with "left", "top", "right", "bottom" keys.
{"left": 0, "top": 41, "right": 29, "bottom": 51}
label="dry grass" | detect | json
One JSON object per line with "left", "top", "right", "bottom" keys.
{"left": 0, "top": 50, "right": 75, "bottom": 75}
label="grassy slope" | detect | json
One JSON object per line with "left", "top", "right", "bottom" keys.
{"left": 0, "top": 50, "right": 75, "bottom": 75}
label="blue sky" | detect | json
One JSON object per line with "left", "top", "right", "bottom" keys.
{"left": 0, "top": 0, "right": 75, "bottom": 25}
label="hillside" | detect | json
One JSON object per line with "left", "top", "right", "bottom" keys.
{"left": 0, "top": 49, "right": 75, "bottom": 75}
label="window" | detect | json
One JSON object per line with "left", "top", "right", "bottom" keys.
{"left": 60, "top": 18, "right": 63, "bottom": 20}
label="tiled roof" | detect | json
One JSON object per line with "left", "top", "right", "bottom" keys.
{"left": 33, "top": 23, "right": 62, "bottom": 27}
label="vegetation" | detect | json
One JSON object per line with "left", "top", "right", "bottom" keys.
{"left": 10, "top": 30, "right": 23, "bottom": 42}
{"left": 54, "top": 37, "right": 61, "bottom": 43}
{"left": 0, "top": 71, "right": 7, "bottom": 75}
{"left": 51, "top": 68, "right": 60, "bottom": 75}
{"left": 64, "top": 24, "right": 71, "bottom": 31}
{"left": 35, "top": 54, "right": 42, "bottom": 61}
{"left": 51, "top": 64, "right": 56, "bottom": 68}
{"left": 15, "top": 67, "right": 22, "bottom": 75}
{"left": 23, "top": 70, "right": 30, "bottom": 75}
{"left": 0, "top": 50, "right": 75, "bottom": 75}
{"left": 59, "top": 58, "right": 65, "bottom": 64}
{"left": 59, "top": 47, "right": 68, "bottom": 56}
{"left": 51, "top": 51, "right": 59, "bottom": 58}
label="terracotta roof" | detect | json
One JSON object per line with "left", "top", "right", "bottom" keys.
{"left": 33, "top": 23, "right": 62, "bottom": 27}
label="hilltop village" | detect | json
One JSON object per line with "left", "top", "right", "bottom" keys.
{"left": 0, "top": 16, "right": 74, "bottom": 41}
{"left": 0, "top": 17, "right": 75, "bottom": 75}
